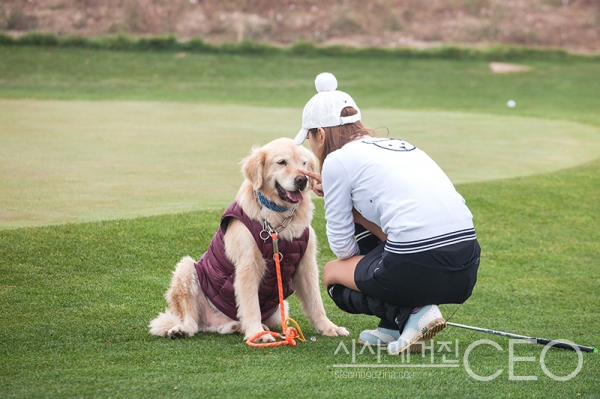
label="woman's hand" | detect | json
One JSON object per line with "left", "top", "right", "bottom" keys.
{"left": 299, "top": 168, "right": 324, "bottom": 197}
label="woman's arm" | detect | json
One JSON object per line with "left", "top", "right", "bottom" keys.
{"left": 352, "top": 208, "right": 387, "bottom": 242}
{"left": 320, "top": 157, "right": 360, "bottom": 259}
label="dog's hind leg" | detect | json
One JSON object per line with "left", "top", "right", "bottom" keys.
{"left": 163, "top": 256, "right": 203, "bottom": 339}
{"left": 215, "top": 321, "right": 241, "bottom": 334}
{"left": 149, "top": 307, "right": 184, "bottom": 337}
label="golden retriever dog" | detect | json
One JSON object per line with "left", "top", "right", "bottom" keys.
{"left": 149, "top": 138, "right": 349, "bottom": 343}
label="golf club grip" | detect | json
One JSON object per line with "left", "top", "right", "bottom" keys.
{"left": 534, "top": 338, "right": 596, "bottom": 352}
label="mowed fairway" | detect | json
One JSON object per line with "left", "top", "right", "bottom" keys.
{"left": 2, "top": 99, "right": 600, "bottom": 228}
{"left": 0, "top": 46, "right": 599, "bottom": 398}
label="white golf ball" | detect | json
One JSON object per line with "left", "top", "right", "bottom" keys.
{"left": 507, "top": 100, "right": 516, "bottom": 108}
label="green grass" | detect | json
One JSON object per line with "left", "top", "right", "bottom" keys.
{"left": 0, "top": 45, "right": 599, "bottom": 397}
{"left": 1, "top": 46, "right": 599, "bottom": 126}
{"left": 1, "top": 162, "right": 599, "bottom": 398}
{"left": 2, "top": 100, "right": 599, "bottom": 228}
{"left": 1, "top": 46, "right": 599, "bottom": 228}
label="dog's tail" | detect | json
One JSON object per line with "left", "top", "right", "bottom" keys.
{"left": 149, "top": 308, "right": 183, "bottom": 337}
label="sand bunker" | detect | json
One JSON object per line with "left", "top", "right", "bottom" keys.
{"left": 489, "top": 62, "right": 532, "bottom": 73}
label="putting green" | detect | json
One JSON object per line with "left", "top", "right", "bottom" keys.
{"left": 1, "top": 99, "right": 599, "bottom": 229}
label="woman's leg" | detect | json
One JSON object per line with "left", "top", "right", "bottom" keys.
{"left": 322, "top": 256, "right": 362, "bottom": 291}
{"left": 323, "top": 240, "right": 413, "bottom": 342}
{"left": 322, "top": 222, "right": 412, "bottom": 344}
{"left": 322, "top": 221, "right": 382, "bottom": 290}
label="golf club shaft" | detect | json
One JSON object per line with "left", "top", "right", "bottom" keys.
{"left": 447, "top": 322, "right": 597, "bottom": 353}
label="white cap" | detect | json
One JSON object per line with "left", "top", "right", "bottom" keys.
{"left": 293, "top": 72, "right": 361, "bottom": 145}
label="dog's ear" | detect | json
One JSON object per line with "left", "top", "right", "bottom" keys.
{"left": 241, "top": 146, "right": 265, "bottom": 190}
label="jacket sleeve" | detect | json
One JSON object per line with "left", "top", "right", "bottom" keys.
{"left": 322, "top": 155, "right": 360, "bottom": 260}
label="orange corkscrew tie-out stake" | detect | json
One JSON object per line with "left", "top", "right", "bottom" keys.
{"left": 246, "top": 232, "right": 306, "bottom": 348}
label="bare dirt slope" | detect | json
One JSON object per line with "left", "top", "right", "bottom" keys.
{"left": 1, "top": 0, "right": 599, "bottom": 53}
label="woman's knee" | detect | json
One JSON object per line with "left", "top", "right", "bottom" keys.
{"left": 322, "top": 260, "right": 336, "bottom": 287}
{"left": 322, "top": 258, "right": 361, "bottom": 291}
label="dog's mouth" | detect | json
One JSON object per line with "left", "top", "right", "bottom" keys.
{"left": 276, "top": 182, "right": 304, "bottom": 204}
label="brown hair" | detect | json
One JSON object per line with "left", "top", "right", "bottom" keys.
{"left": 309, "top": 107, "right": 374, "bottom": 168}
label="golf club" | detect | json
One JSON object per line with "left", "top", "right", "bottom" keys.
{"left": 447, "top": 322, "right": 598, "bottom": 353}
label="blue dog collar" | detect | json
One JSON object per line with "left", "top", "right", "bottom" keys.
{"left": 255, "top": 191, "right": 289, "bottom": 213}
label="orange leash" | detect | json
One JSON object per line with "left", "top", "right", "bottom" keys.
{"left": 246, "top": 232, "right": 306, "bottom": 348}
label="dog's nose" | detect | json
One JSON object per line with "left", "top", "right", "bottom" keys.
{"left": 295, "top": 175, "right": 308, "bottom": 190}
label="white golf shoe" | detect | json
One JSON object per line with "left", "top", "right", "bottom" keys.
{"left": 388, "top": 305, "right": 446, "bottom": 355}
{"left": 358, "top": 327, "right": 400, "bottom": 346}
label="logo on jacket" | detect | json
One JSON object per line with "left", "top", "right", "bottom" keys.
{"left": 363, "top": 138, "right": 416, "bottom": 152}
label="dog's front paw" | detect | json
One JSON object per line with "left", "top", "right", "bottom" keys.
{"left": 244, "top": 326, "right": 277, "bottom": 343}
{"left": 254, "top": 333, "right": 277, "bottom": 343}
{"left": 244, "top": 330, "right": 276, "bottom": 343}
{"left": 319, "top": 324, "right": 350, "bottom": 337}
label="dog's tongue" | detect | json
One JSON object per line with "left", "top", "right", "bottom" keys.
{"left": 286, "top": 190, "right": 304, "bottom": 203}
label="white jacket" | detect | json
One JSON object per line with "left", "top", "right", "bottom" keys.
{"left": 322, "top": 137, "right": 476, "bottom": 259}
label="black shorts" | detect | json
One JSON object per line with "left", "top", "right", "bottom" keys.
{"left": 354, "top": 239, "right": 480, "bottom": 307}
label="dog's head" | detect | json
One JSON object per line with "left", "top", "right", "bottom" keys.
{"left": 241, "top": 138, "right": 318, "bottom": 206}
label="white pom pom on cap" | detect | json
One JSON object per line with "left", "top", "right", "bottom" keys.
{"left": 315, "top": 72, "right": 338, "bottom": 92}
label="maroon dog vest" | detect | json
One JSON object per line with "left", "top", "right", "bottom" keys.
{"left": 195, "top": 202, "right": 310, "bottom": 321}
